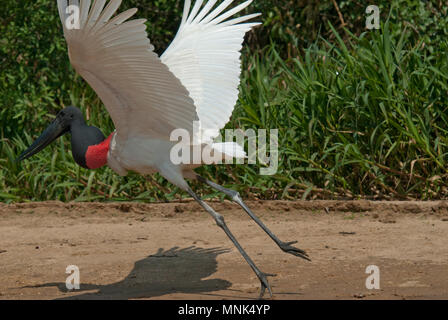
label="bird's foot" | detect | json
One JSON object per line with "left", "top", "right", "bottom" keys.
{"left": 257, "top": 272, "right": 276, "bottom": 299}
{"left": 279, "top": 240, "right": 311, "bottom": 261}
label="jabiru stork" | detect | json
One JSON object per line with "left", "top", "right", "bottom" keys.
{"left": 18, "top": 0, "right": 309, "bottom": 298}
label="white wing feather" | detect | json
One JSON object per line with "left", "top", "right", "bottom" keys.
{"left": 161, "top": 0, "right": 260, "bottom": 143}
{"left": 57, "top": 0, "right": 199, "bottom": 141}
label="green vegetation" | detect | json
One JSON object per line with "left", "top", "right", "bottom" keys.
{"left": 1, "top": 0, "right": 448, "bottom": 202}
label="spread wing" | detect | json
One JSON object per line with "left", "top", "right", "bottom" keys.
{"left": 57, "top": 0, "right": 199, "bottom": 141}
{"left": 161, "top": 0, "right": 260, "bottom": 143}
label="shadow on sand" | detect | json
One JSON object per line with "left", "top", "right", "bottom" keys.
{"left": 25, "top": 246, "right": 234, "bottom": 299}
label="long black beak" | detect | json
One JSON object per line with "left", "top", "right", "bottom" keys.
{"left": 17, "top": 119, "right": 69, "bottom": 161}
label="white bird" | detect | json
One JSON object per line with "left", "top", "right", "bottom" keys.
{"left": 18, "top": 0, "right": 309, "bottom": 298}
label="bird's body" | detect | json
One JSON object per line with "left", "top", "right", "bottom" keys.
{"left": 19, "top": 0, "right": 309, "bottom": 298}
{"left": 58, "top": 0, "right": 252, "bottom": 189}
{"left": 109, "top": 133, "right": 199, "bottom": 185}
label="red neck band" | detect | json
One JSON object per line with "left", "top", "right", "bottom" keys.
{"left": 85, "top": 133, "right": 114, "bottom": 169}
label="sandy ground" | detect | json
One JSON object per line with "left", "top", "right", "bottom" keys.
{"left": 1, "top": 200, "right": 448, "bottom": 300}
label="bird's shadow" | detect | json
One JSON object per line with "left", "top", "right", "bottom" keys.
{"left": 24, "top": 246, "right": 234, "bottom": 299}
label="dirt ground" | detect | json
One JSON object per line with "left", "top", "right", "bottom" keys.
{"left": 1, "top": 200, "right": 448, "bottom": 300}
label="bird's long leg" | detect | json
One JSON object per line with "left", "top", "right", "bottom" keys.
{"left": 196, "top": 175, "right": 310, "bottom": 261}
{"left": 185, "top": 186, "right": 275, "bottom": 299}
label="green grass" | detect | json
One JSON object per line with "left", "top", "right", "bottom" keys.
{"left": 1, "top": 17, "right": 448, "bottom": 203}
{"left": 234, "top": 21, "right": 448, "bottom": 201}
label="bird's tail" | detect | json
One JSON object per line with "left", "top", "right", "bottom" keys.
{"left": 211, "top": 142, "right": 246, "bottom": 159}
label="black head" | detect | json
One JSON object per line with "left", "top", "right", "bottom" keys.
{"left": 18, "top": 106, "right": 86, "bottom": 161}
{"left": 57, "top": 106, "right": 85, "bottom": 126}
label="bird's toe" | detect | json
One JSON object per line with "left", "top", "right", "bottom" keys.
{"left": 257, "top": 272, "right": 276, "bottom": 299}
{"left": 279, "top": 241, "right": 311, "bottom": 261}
